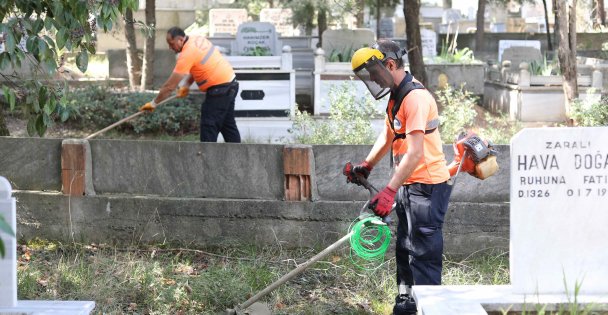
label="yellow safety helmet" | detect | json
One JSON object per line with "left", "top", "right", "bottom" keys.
{"left": 351, "top": 47, "right": 384, "bottom": 71}
{"left": 351, "top": 47, "right": 393, "bottom": 100}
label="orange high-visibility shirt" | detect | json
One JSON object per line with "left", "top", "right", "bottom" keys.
{"left": 173, "top": 35, "right": 235, "bottom": 92}
{"left": 385, "top": 88, "right": 450, "bottom": 185}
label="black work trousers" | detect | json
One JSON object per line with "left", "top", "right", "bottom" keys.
{"left": 200, "top": 80, "right": 241, "bottom": 143}
{"left": 394, "top": 181, "right": 452, "bottom": 286}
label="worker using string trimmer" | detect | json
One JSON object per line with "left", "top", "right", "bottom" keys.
{"left": 343, "top": 39, "right": 497, "bottom": 315}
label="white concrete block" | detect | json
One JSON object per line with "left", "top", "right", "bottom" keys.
{"left": 0, "top": 177, "right": 16, "bottom": 308}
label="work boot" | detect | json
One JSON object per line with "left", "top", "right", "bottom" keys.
{"left": 393, "top": 294, "right": 417, "bottom": 315}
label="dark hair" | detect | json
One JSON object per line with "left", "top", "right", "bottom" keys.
{"left": 167, "top": 27, "right": 186, "bottom": 39}
{"left": 375, "top": 39, "right": 404, "bottom": 69}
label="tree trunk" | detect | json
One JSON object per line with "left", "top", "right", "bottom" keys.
{"left": 542, "top": 0, "right": 553, "bottom": 51}
{"left": 556, "top": 0, "right": 578, "bottom": 122}
{"left": 594, "top": 0, "right": 606, "bottom": 26}
{"left": 140, "top": 0, "right": 156, "bottom": 91}
{"left": 124, "top": 8, "right": 141, "bottom": 90}
{"left": 317, "top": 7, "right": 327, "bottom": 47}
{"left": 475, "top": 0, "right": 486, "bottom": 52}
{"left": 356, "top": 0, "right": 365, "bottom": 28}
{"left": 553, "top": 0, "right": 560, "bottom": 50}
{"left": 403, "top": 0, "right": 427, "bottom": 86}
{"left": 376, "top": 0, "right": 381, "bottom": 37}
{"left": 0, "top": 107, "right": 9, "bottom": 136}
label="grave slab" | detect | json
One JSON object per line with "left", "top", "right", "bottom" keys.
{"left": 414, "top": 285, "right": 608, "bottom": 315}
{"left": 0, "top": 300, "right": 95, "bottom": 315}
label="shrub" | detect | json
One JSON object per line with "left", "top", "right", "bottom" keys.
{"left": 289, "top": 81, "right": 381, "bottom": 144}
{"left": 477, "top": 112, "right": 523, "bottom": 145}
{"left": 570, "top": 92, "right": 608, "bottom": 127}
{"left": 60, "top": 84, "right": 200, "bottom": 135}
{"left": 436, "top": 86, "right": 478, "bottom": 143}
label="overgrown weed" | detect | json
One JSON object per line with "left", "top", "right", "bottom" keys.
{"left": 18, "top": 240, "right": 510, "bottom": 314}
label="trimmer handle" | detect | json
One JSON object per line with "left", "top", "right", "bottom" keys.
{"left": 356, "top": 175, "right": 392, "bottom": 225}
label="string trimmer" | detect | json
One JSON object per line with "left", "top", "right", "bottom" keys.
{"left": 226, "top": 174, "right": 391, "bottom": 315}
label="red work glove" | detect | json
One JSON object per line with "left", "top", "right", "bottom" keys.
{"left": 343, "top": 161, "right": 373, "bottom": 185}
{"left": 176, "top": 86, "right": 189, "bottom": 98}
{"left": 353, "top": 161, "right": 373, "bottom": 179}
{"left": 368, "top": 186, "right": 397, "bottom": 217}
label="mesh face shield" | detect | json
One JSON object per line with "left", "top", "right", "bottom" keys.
{"left": 353, "top": 56, "right": 393, "bottom": 100}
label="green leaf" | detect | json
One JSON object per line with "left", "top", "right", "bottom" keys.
{"left": 76, "top": 50, "right": 88, "bottom": 73}
{"left": 9, "top": 89, "right": 16, "bottom": 111}
{"left": 39, "top": 86, "right": 49, "bottom": 111}
{"left": 5, "top": 32, "right": 16, "bottom": 52}
{"left": 33, "top": 19, "right": 44, "bottom": 33}
{"left": 86, "top": 42, "right": 96, "bottom": 55}
{"left": 0, "top": 215, "right": 14, "bottom": 237}
{"left": 43, "top": 35, "right": 55, "bottom": 49}
{"left": 38, "top": 38, "right": 47, "bottom": 55}
{"left": 56, "top": 29, "right": 66, "bottom": 50}
{"left": 0, "top": 240, "right": 5, "bottom": 258}
{"left": 44, "top": 16, "right": 54, "bottom": 31}
{"left": 44, "top": 58, "right": 57, "bottom": 75}
{"left": 3, "top": 86, "right": 16, "bottom": 111}
{"left": 0, "top": 53, "right": 8, "bottom": 70}
{"left": 26, "top": 116, "right": 37, "bottom": 136}
{"left": 36, "top": 114, "right": 47, "bottom": 136}
{"left": 60, "top": 107, "right": 70, "bottom": 122}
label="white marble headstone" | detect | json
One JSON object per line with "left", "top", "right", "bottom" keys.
{"left": 511, "top": 127, "right": 608, "bottom": 295}
{"left": 233, "top": 22, "right": 280, "bottom": 56}
{"left": 498, "top": 40, "right": 541, "bottom": 62}
{"left": 260, "top": 8, "right": 294, "bottom": 36}
{"left": 209, "top": 9, "right": 248, "bottom": 37}
{"left": 0, "top": 176, "right": 16, "bottom": 307}
{"left": 421, "top": 29, "right": 437, "bottom": 57}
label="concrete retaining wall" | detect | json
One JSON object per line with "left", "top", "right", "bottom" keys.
{"left": 14, "top": 192, "right": 508, "bottom": 257}
{"left": 89, "top": 140, "right": 284, "bottom": 199}
{"left": 0, "top": 138, "right": 62, "bottom": 191}
{"left": 1, "top": 137, "right": 510, "bottom": 257}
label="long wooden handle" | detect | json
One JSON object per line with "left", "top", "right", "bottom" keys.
{"left": 85, "top": 95, "right": 178, "bottom": 140}
{"left": 236, "top": 231, "right": 353, "bottom": 311}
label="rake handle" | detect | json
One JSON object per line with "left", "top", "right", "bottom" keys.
{"left": 85, "top": 95, "right": 178, "bottom": 140}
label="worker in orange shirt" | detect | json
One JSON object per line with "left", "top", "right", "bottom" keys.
{"left": 344, "top": 40, "right": 453, "bottom": 315}
{"left": 140, "top": 26, "right": 241, "bottom": 143}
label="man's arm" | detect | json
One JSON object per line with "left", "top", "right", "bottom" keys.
{"left": 365, "top": 123, "right": 394, "bottom": 166}
{"left": 153, "top": 72, "right": 187, "bottom": 104}
{"left": 387, "top": 130, "right": 424, "bottom": 189}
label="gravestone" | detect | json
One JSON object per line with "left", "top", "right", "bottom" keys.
{"left": 321, "top": 29, "right": 375, "bottom": 62}
{"left": 442, "top": 9, "right": 461, "bottom": 24}
{"left": 511, "top": 127, "right": 608, "bottom": 295}
{"left": 498, "top": 39, "right": 541, "bottom": 62}
{"left": 378, "top": 17, "right": 394, "bottom": 38}
{"left": 232, "top": 22, "right": 281, "bottom": 56}
{"left": 421, "top": 29, "right": 437, "bottom": 57}
{"left": 501, "top": 46, "right": 542, "bottom": 70}
{"left": 0, "top": 177, "right": 16, "bottom": 308}
{"left": 0, "top": 176, "right": 96, "bottom": 314}
{"left": 209, "top": 9, "right": 248, "bottom": 37}
{"left": 259, "top": 8, "right": 294, "bottom": 36}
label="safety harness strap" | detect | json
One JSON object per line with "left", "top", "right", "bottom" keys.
{"left": 387, "top": 73, "right": 434, "bottom": 168}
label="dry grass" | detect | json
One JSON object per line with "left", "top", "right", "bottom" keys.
{"left": 17, "top": 239, "right": 510, "bottom": 314}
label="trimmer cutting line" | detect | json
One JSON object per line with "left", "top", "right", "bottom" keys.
{"left": 85, "top": 94, "right": 178, "bottom": 140}
{"left": 226, "top": 176, "right": 391, "bottom": 315}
